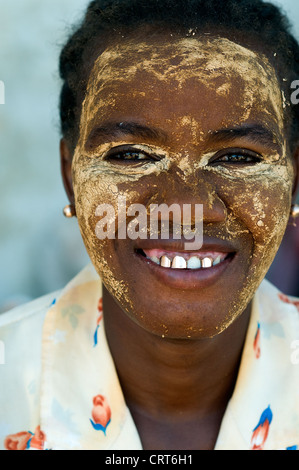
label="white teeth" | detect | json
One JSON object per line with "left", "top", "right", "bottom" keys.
{"left": 213, "top": 255, "right": 222, "bottom": 266}
{"left": 202, "top": 257, "right": 213, "bottom": 268}
{"left": 187, "top": 256, "right": 202, "bottom": 269}
{"left": 160, "top": 255, "right": 172, "bottom": 268}
{"left": 171, "top": 256, "right": 187, "bottom": 269}
{"left": 146, "top": 252, "right": 227, "bottom": 269}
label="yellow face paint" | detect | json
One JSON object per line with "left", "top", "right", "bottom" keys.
{"left": 71, "top": 35, "right": 294, "bottom": 339}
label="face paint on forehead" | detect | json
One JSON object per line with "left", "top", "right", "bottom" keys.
{"left": 78, "top": 36, "right": 285, "bottom": 147}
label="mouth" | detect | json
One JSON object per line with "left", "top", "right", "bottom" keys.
{"left": 136, "top": 248, "right": 232, "bottom": 269}
{"left": 133, "top": 239, "right": 237, "bottom": 290}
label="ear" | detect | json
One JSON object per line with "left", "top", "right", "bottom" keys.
{"left": 292, "top": 145, "right": 299, "bottom": 203}
{"left": 60, "top": 138, "right": 75, "bottom": 205}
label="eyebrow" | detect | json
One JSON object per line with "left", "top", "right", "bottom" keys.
{"left": 85, "top": 121, "right": 168, "bottom": 151}
{"left": 206, "top": 124, "right": 282, "bottom": 151}
{"left": 85, "top": 121, "right": 283, "bottom": 153}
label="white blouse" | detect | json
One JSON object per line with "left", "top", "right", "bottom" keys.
{"left": 0, "top": 264, "right": 299, "bottom": 450}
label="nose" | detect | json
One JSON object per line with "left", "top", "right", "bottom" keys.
{"left": 145, "top": 168, "right": 227, "bottom": 226}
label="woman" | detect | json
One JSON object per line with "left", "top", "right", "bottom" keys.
{"left": 1, "top": 0, "right": 299, "bottom": 450}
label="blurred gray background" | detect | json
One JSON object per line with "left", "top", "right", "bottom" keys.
{"left": 0, "top": 0, "right": 299, "bottom": 313}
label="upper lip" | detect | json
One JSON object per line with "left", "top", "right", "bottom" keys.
{"left": 133, "top": 235, "right": 238, "bottom": 254}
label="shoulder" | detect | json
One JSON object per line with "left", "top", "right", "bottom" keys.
{"left": 0, "top": 291, "right": 60, "bottom": 330}
{"left": 0, "top": 289, "right": 61, "bottom": 380}
{"left": 0, "top": 290, "right": 61, "bottom": 365}
{"left": 0, "top": 291, "right": 61, "bottom": 449}
{"left": 0, "top": 264, "right": 98, "bottom": 342}
{"left": 0, "top": 265, "right": 100, "bottom": 450}
{"left": 256, "top": 278, "right": 299, "bottom": 367}
{"left": 256, "top": 279, "right": 299, "bottom": 348}
{"left": 258, "top": 278, "right": 299, "bottom": 317}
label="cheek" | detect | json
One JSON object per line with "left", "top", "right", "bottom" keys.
{"left": 208, "top": 170, "right": 293, "bottom": 329}
{"left": 72, "top": 163, "right": 154, "bottom": 304}
{"left": 218, "top": 172, "right": 292, "bottom": 259}
{"left": 72, "top": 165, "right": 119, "bottom": 290}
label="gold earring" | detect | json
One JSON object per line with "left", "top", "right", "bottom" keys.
{"left": 63, "top": 204, "right": 76, "bottom": 218}
{"left": 291, "top": 204, "right": 299, "bottom": 219}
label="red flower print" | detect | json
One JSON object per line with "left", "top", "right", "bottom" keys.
{"left": 251, "top": 406, "right": 273, "bottom": 450}
{"left": 278, "top": 293, "right": 299, "bottom": 312}
{"left": 97, "top": 297, "right": 103, "bottom": 325}
{"left": 4, "top": 426, "right": 46, "bottom": 450}
{"left": 30, "top": 426, "right": 46, "bottom": 450}
{"left": 90, "top": 394, "right": 111, "bottom": 434}
{"left": 253, "top": 323, "right": 261, "bottom": 359}
{"left": 251, "top": 424, "right": 270, "bottom": 450}
{"left": 4, "top": 431, "right": 32, "bottom": 450}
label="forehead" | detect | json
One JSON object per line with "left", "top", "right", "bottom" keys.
{"left": 80, "top": 36, "right": 284, "bottom": 145}
{"left": 89, "top": 36, "right": 274, "bottom": 83}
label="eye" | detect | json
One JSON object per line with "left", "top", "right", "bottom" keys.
{"left": 209, "top": 149, "right": 262, "bottom": 166}
{"left": 104, "top": 146, "right": 160, "bottom": 164}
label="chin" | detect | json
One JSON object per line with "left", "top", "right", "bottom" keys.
{"left": 111, "top": 290, "right": 250, "bottom": 341}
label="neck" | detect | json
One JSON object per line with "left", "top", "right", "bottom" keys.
{"left": 102, "top": 285, "right": 251, "bottom": 422}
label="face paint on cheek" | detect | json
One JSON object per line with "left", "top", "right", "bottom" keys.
{"left": 72, "top": 142, "right": 172, "bottom": 311}
{"left": 71, "top": 148, "right": 129, "bottom": 306}
{"left": 186, "top": 143, "right": 293, "bottom": 334}
{"left": 218, "top": 159, "right": 293, "bottom": 319}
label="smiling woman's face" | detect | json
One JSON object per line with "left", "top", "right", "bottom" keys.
{"left": 71, "top": 35, "right": 295, "bottom": 339}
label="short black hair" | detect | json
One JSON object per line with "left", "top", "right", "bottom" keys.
{"left": 59, "top": 0, "right": 299, "bottom": 152}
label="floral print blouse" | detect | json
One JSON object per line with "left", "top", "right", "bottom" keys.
{"left": 0, "top": 264, "right": 299, "bottom": 450}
